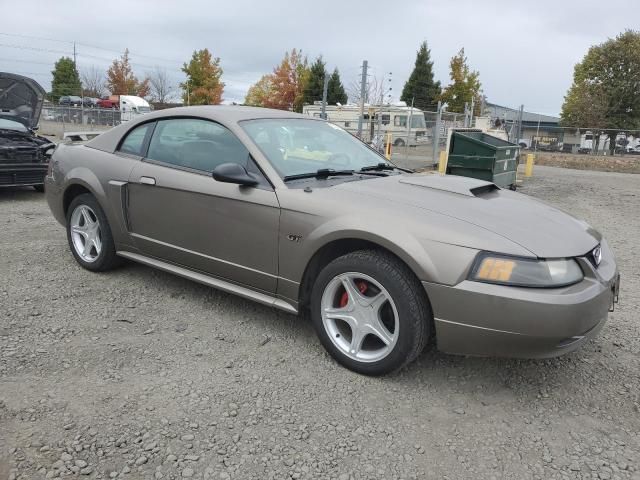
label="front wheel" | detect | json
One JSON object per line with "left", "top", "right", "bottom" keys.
{"left": 310, "top": 250, "right": 432, "bottom": 375}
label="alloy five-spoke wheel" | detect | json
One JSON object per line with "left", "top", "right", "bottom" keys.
{"left": 321, "top": 272, "right": 399, "bottom": 363}
{"left": 310, "top": 250, "right": 432, "bottom": 376}
{"left": 65, "top": 193, "right": 121, "bottom": 272}
{"left": 70, "top": 205, "right": 103, "bottom": 262}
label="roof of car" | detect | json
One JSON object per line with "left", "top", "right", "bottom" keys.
{"left": 86, "top": 105, "right": 309, "bottom": 153}
{"left": 142, "top": 105, "right": 307, "bottom": 123}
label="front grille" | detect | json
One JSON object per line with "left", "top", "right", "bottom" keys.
{"left": 0, "top": 147, "right": 42, "bottom": 163}
{"left": 0, "top": 170, "right": 46, "bottom": 186}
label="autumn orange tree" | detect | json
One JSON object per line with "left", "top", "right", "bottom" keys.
{"left": 244, "top": 74, "right": 273, "bottom": 107}
{"left": 181, "top": 49, "right": 224, "bottom": 105}
{"left": 245, "top": 49, "right": 309, "bottom": 112}
{"left": 106, "top": 49, "right": 150, "bottom": 97}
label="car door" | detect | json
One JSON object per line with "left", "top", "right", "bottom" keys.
{"left": 125, "top": 117, "right": 280, "bottom": 294}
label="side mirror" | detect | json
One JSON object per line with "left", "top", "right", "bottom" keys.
{"left": 212, "top": 163, "right": 259, "bottom": 186}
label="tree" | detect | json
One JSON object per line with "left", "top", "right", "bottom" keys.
{"left": 148, "top": 66, "right": 173, "bottom": 103}
{"left": 560, "top": 30, "right": 640, "bottom": 154}
{"left": 81, "top": 66, "right": 105, "bottom": 98}
{"left": 347, "top": 75, "right": 387, "bottom": 105}
{"left": 327, "top": 68, "right": 347, "bottom": 105}
{"left": 51, "top": 57, "right": 81, "bottom": 99}
{"left": 439, "top": 48, "right": 482, "bottom": 114}
{"left": 106, "top": 49, "right": 150, "bottom": 97}
{"left": 181, "top": 48, "right": 224, "bottom": 105}
{"left": 244, "top": 74, "right": 273, "bottom": 107}
{"left": 400, "top": 41, "right": 441, "bottom": 111}
{"left": 302, "top": 56, "right": 326, "bottom": 105}
{"left": 263, "top": 49, "right": 309, "bottom": 112}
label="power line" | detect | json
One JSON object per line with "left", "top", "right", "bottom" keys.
{"left": 0, "top": 32, "right": 73, "bottom": 45}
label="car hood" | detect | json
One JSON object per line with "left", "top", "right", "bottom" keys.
{"left": 0, "top": 72, "right": 46, "bottom": 129}
{"left": 336, "top": 174, "right": 600, "bottom": 258}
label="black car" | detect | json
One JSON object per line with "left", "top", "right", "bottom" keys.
{"left": 1, "top": 72, "right": 55, "bottom": 191}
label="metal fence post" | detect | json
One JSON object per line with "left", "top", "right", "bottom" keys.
{"left": 432, "top": 101, "right": 442, "bottom": 165}
{"left": 404, "top": 98, "right": 414, "bottom": 160}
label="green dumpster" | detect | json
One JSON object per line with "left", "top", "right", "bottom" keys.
{"left": 447, "top": 131, "right": 519, "bottom": 189}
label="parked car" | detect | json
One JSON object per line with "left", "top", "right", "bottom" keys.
{"left": 59, "top": 95, "right": 82, "bottom": 106}
{"left": 82, "top": 97, "right": 99, "bottom": 107}
{"left": 97, "top": 97, "right": 118, "bottom": 109}
{"left": 0, "top": 72, "right": 55, "bottom": 191}
{"left": 44, "top": 106, "right": 620, "bottom": 375}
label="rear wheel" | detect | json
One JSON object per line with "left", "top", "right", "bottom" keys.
{"left": 394, "top": 138, "right": 406, "bottom": 147}
{"left": 310, "top": 250, "right": 431, "bottom": 375}
{"left": 66, "top": 193, "right": 121, "bottom": 271}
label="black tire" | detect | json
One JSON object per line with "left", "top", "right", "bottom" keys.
{"left": 66, "top": 193, "right": 121, "bottom": 272}
{"left": 394, "top": 138, "right": 405, "bottom": 147}
{"left": 310, "top": 250, "right": 432, "bottom": 376}
{"left": 509, "top": 183, "right": 517, "bottom": 191}
{"left": 33, "top": 185, "right": 45, "bottom": 193}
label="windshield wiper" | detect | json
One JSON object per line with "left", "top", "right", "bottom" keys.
{"left": 283, "top": 168, "right": 354, "bottom": 182}
{"left": 359, "top": 162, "right": 396, "bottom": 172}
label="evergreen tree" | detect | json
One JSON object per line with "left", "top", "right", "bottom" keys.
{"left": 327, "top": 68, "right": 347, "bottom": 105}
{"left": 51, "top": 57, "right": 81, "bottom": 100}
{"left": 302, "top": 56, "right": 326, "bottom": 105}
{"left": 400, "top": 42, "right": 440, "bottom": 111}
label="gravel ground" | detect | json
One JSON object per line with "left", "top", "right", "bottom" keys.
{"left": 1, "top": 165, "right": 639, "bottom": 480}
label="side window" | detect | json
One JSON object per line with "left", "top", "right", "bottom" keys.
{"left": 118, "top": 122, "right": 154, "bottom": 156}
{"left": 381, "top": 114, "right": 390, "bottom": 125}
{"left": 394, "top": 115, "right": 407, "bottom": 127}
{"left": 146, "top": 118, "right": 251, "bottom": 172}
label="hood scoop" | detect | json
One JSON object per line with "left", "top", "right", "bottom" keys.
{"left": 399, "top": 174, "right": 498, "bottom": 197}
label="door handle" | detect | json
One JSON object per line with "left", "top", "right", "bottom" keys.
{"left": 140, "top": 176, "right": 156, "bottom": 186}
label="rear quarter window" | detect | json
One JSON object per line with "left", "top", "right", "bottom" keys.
{"left": 118, "top": 122, "right": 154, "bottom": 156}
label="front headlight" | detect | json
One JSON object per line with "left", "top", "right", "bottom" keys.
{"left": 470, "top": 253, "right": 583, "bottom": 288}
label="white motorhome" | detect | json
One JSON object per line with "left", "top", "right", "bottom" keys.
{"left": 119, "top": 95, "right": 151, "bottom": 122}
{"left": 302, "top": 103, "right": 428, "bottom": 147}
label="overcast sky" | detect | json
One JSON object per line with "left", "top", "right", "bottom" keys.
{"left": 1, "top": 0, "right": 636, "bottom": 116}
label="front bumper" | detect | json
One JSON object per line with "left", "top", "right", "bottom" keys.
{"left": 0, "top": 164, "right": 48, "bottom": 187}
{"left": 423, "top": 243, "right": 618, "bottom": 358}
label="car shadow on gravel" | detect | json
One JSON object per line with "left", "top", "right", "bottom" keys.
{"left": 116, "top": 260, "right": 594, "bottom": 400}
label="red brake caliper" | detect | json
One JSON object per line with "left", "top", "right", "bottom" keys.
{"left": 339, "top": 281, "right": 368, "bottom": 307}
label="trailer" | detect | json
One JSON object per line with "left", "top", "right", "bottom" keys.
{"left": 302, "top": 103, "right": 428, "bottom": 147}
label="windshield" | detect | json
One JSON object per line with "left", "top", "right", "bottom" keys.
{"left": 137, "top": 106, "right": 151, "bottom": 113}
{"left": 242, "top": 119, "right": 389, "bottom": 178}
{"left": 411, "top": 115, "right": 425, "bottom": 129}
{"left": 0, "top": 118, "right": 28, "bottom": 132}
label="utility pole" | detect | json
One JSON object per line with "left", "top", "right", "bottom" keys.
{"left": 463, "top": 102, "right": 469, "bottom": 127}
{"left": 73, "top": 42, "right": 77, "bottom": 69}
{"left": 470, "top": 98, "right": 475, "bottom": 126}
{"left": 356, "top": 60, "right": 368, "bottom": 139}
{"left": 320, "top": 73, "right": 329, "bottom": 120}
{"left": 516, "top": 104, "right": 524, "bottom": 145}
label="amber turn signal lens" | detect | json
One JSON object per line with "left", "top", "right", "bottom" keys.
{"left": 475, "top": 258, "right": 515, "bottom": 282}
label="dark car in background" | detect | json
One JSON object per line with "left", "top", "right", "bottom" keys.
{"left": 1, "top": 72, "right": 55, "bottom": 191}
{"left": 59, "top": 95, "right": 83, "bottom": 106}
